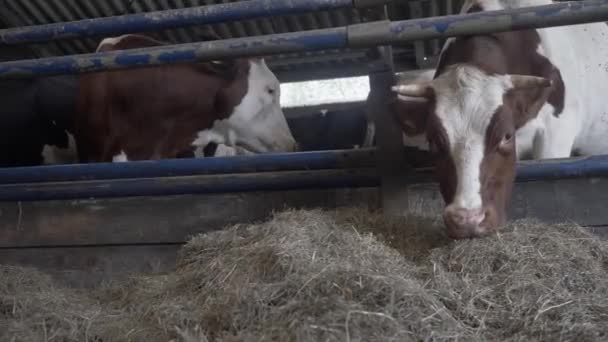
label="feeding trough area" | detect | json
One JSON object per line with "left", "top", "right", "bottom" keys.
{"left": 1, "top": 0, "right": 608, "bottom": 340}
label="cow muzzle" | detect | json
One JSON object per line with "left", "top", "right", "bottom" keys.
{"left": 265, "top": 135, "right": 298, "bottom": 153}
{"left": 443, "top": 205, "right": 489, "bottom": 239}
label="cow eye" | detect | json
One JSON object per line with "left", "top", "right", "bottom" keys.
{"left": 267, "top": 87, "right": 275, "bottom": 95}
{"left": 498, "top": 132, "right": 514, "bottom": 154}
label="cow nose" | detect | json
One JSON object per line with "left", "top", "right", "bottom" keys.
{"left": 443, "top": 205, "right": 486, "bottom": 239}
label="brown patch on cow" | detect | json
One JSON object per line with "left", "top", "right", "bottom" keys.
{"left": 479, "top": 105, "right": 517, "bottom": 232}
{"left": 429, "top": 116, "right": 458, "bottom": 208}
{"left": 75, "top": 34, "right": 251, "bottom": 162}
{"left": 417, "top": 93, "right": 458, "bottom": 207}
{"left": 392, "top": 97, "right": 429, "bottom": 136}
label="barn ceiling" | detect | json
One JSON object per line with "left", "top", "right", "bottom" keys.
{"left": 0, "top": 0, "right": 464, "bottom": 81}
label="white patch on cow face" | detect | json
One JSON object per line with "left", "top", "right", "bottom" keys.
{"left": 112, "top": 150, "right": 128, "bottom": 162}
{"left": 192, "top": 59, "right": 297, "bottom": 155}
{"left": 432, "top": 65, "right": 513, "bottom": 210}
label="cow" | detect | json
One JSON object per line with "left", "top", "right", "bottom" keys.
{"left": 287, "top": 107, "right": 369, "bottom": 151}
{"left": 0, "top": 75, "right": 78, "bottom": 167}
{"left": 74, "top": 34, "right": 297, "bottom": 163}
{"left": 392, "top": 0, "right": 608, "bottom": 239}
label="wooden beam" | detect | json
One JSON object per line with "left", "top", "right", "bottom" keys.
{"left": 0, "top": 188, "right": 379, "bottom": 248}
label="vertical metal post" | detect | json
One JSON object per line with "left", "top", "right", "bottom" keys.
{"left": 429, "top": 0, "right": 442, "bottom": 55}
{"left": 362, "top": 5, "right": 410, "bottom": 215}
{"left": 446, "top": 0, "right": 455, "bottom": 15}
{"left": 408, "top": 0, "right": 436, "bottom": 69}
{"left": 408, "top": 1, "right": 426, "bottom": 69}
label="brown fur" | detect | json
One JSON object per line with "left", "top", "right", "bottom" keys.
{"left": 75, "top": 34, "right": 250, "bottom": 162}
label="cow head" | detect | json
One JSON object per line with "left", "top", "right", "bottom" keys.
{"left": 393, "top": 64, "right": 553, "bottom": 239}
{"left": 194, "top": 58, "right": 297, "bottom": 155}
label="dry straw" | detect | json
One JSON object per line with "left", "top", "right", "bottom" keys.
{"left": 2, "top": 208, "right": 607, "bottom": 341}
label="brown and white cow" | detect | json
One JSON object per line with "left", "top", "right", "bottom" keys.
{"left": 392, "top": 0, "right": 608, "bottom": 239}
{"left": 74, "top": 34, "right": 297, "bottom": 163}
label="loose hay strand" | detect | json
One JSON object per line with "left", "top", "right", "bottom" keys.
{"left": 1, "top": 209, "right": 608, "bottom": 341}
{"left": 345, "top": 310, "right": 399, "bottom": 342}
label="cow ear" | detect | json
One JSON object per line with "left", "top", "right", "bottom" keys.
{"left": 392, "top": 95, "right": 431, "bottom": 136}
{"left": 504, "top": 74, "right": 558, "bottom": 129}
{"left": 391, "top": 82, "right": 433, "bottom": 98}
{"left": 508, "top": 75, "right": 552, "bottom": 90}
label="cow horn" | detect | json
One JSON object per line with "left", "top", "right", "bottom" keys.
{"left": 509, "top": 75, "right": 552, "bottom": 89}
{"left": 391, "top": 83, "right": 432, "bottom": 98}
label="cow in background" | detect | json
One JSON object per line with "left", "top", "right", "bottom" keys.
{"left": 0, "top": 75, "right": 78, "bottom": 167}
{"left": 74, "top": 33, "right": 297, "bottom": 163}
{"left": 392, "top": 0, "right": 608, "bottom": 239}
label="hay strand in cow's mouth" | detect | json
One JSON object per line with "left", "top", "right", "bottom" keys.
{"left": 2, "top": 208, "right": 608, "bottom": 341}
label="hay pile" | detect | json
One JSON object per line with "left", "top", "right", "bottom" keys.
{"left": 2, "top": 208, "right": 608, "bottom": 341}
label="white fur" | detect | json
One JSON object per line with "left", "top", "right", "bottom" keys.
{"left": 96, "top": 35, "right": 130, "bottom": 52}
{"left": 112, "top": 150, "right": 128, "bottom": 162}
{"left": 192, "top": 59, "right": 296, "bottom": 155}
{"left": 213, "top": 144, "right": 255, "bottom": 157}
{"left": 41, "top": 131, "right": 78, "bottom": 165}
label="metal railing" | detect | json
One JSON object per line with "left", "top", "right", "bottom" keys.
{"left": 0, "top": 0, "right": 607, "bottom": 200}
{"left": 0, "top": 0, "right": 607, "bottom": 78}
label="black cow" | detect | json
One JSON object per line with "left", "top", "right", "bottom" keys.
{"left": 0, "top": 75, "right": 78, "bottom": 167}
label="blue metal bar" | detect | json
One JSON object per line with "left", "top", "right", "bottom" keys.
{"left": 0, "top": 27, "right": 348, "bottom": 78}
{"left": 1, "top": 0, "right": 608, "bottom": 78}
{"left": 516, "top": 154, "right": 608, "bottom": 182}
{"left": 0, "top": 149, "right": 375, "bottom": 185}
{"left": 0, "top": 0, "right": 354, "bottom": 45}
{"left": 385, "top": 0, "right": 608, "bottom": 45}
{"left": 1, "top": 154, "right": 608, "bottom": 202}
{"left": 0, "top": 169, "right": 380, "bottom": 202}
